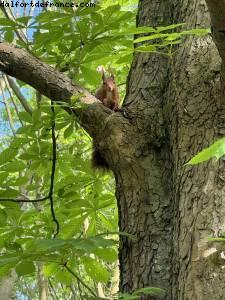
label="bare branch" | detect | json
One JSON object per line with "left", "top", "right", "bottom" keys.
{"left": 6, "top": 75, "right": 33, "bottom": 115}
{"left": 0, "top": 79, "right": 16, "bottom": 135}
{"left": 64, "top": 264, "right": 97, "bottom": 298}
{"left": 0, "top": 196, "right": 50, "bottom": 203}
{"left": 206, "top": 0, "right": 225, "bottom": 63}
{"left": 3, "top": 75, "right": 24, "bottom": 124}
{"left": 48, "top": 279, "right": 59, "bottom": 300}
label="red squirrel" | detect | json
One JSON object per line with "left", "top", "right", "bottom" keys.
{"left": 95, "top": 67, "right": 120, "bottom": 111}
{"left": 92, "top": 67, "right": 120, "bottom": 170}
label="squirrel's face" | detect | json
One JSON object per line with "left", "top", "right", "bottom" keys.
{"left": 104, "top": 77, "right": 115, "bottom": 92}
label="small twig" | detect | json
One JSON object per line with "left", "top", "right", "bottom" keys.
{"left": 0, "top": 196, "right": 50, "bottom": 203}
{"left": 49, "top": 100, "right": 59, "bottom": 238}
{"left": 64, "top": 264, "right": 97, "bottom": 298}
{"left": 49, "top": 278, "right": 60, "bottom": 300}
{"left": 117, "top": 82, "right": 126, "bottom": 87}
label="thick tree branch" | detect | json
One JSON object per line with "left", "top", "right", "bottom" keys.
{"left": 0, "top": 43, "right": 111, "bottom": 137}
{"left": 0, "top": 43, "right": 96, "bottom": 104}
{"left": 206, "top": 0, "right": 225, "bottom": 63}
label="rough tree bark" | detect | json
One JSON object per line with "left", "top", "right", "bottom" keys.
{"left": 1, "top": 0, "right": 225, "bottom": 299}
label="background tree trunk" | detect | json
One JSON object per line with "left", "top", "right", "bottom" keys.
{"left": 169, "top": 1, "right": 225, "bottom": 299}
{"left": 0, "top": 270, "right": 17, "bottom": 300}
{"left": 38, "top": 263, "right": 48, "bottom": 300}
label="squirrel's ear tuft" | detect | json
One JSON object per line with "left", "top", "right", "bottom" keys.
{"left": 110, "top": 74, "right": 115, "bottom": 80}
{"left": 102, "top": 73, "right": 106, "bottom": 83}
{"left": 97, "top": 66, "right": 106, "bottom": 81}
{"left": 97, "top": 65, "right": 105, "bottom": 73}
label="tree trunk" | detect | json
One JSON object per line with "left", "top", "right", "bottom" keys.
{"left": 113, "top": 0, "right": 225, "bottom": 299}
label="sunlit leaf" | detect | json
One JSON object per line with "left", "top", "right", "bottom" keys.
{"left": 188, "top": 138, "right": 225, "bottom": 165}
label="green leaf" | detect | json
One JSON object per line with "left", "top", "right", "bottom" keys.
{"left": 94, "top": 248, "right": 117, "bottom": 262}
{"left": 0, "top": 172, "right": 8, "bottom": 183}
{"left": 0, "top": 18, "right": 16, "bottom": 27}
{"left": 208, "top": 237, "right": 225, "bottom": 242}
{"left": 69, "top": 236, "right": 116, "bottom": 253}
{"left": 133, "top": 287, "right": 165, "bottom": 296}
{"left": 44, "top": 263, "right": 72, "bottom": 284}
{"left": 0, "top": 160, "right": 26, "bottom": 172}
{"left": 112, "top": 26, "right": 156, "bottom": 36}
{"left": 76, "top": 20, "right": 90, "bottom": 42}
{"left": 19, "top": 153, "right": 38, "bottom": 160}
{"left": 0, "top": 256, "right": 19, "bottom": 267}
{"left": 102, "top": 5, "right": 122, "bottom": 22}
{"left": 64, "top": 122, "right": 74, "bottom": 139}
{"left": 27, "top": 239, "right": 67, "bottom": 252}
{"left": 43, "top": 263, "right": 58, "bottom": 277}
{"left": 10, "top": 176, "right": 29, "bottom": 186}
{"left": 32, "top": 109, "right": 41, "bottom": 125}
{"left": 35, "top": 11, "right": 71, "bottom": 23}
{"left": 164, "top": 33, "right": 182, "bottom": 41}
{"left": 55, "top": 267, "right": 72, "bottom": 285}
{"left": 119, "top": 293, "right": 139, "bottom": 300}
{"left": 187, "top": 138, "right": 225, "bottom": 165}
{"left": 181, "top": 28, "right": 210, "bottom": 36}
{"left": 11, "top": 137, "right": 31, "bottom": 147}
{"left": 16, "top": 125, "right": 36, "bottom": 137}
{"left": 4, "top": 30, "right": 14, "bottom": 42}
{"left": 135, "top": 45, "right": 157, "bottom": 53}
{"left": 16, "top": 261, "right": 35, "bottom": 276}
{"left": 82, "top": 42, "right": 115, "bottom": 64}
{"left": 18, "top": 111, "right": 33, "bottom": 123}
{"left": 115, "top": 53, "right": 133, "bottom": 64}
{"left": 16, "top": 16, "right": 32, "bottom": 25}
{"left": 83, "top": 256, "right": 109, "bottom": 283}
{"left": 60, "top": 216, "right": 86, "bottom": 239}
{"left": 134, "top": 33, "right": 168, "bottom": 43}
{"left": 156, "top": 23, "right": 185, "bottom": 32}
{"left": 0, "top": 149, "right": 18, "bottom": 166}
{"left": 0, "top": 188, "right": 20, "bottom": 198}
{"left": 0, "top": 209, "right": 7, "bottom": 226}
{"left": 80, "top": 66, "right": 100, "bottom": 86}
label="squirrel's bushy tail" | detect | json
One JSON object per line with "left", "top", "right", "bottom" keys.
{"left": 92, "top": 143, "right": 110, "bottom": 170}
